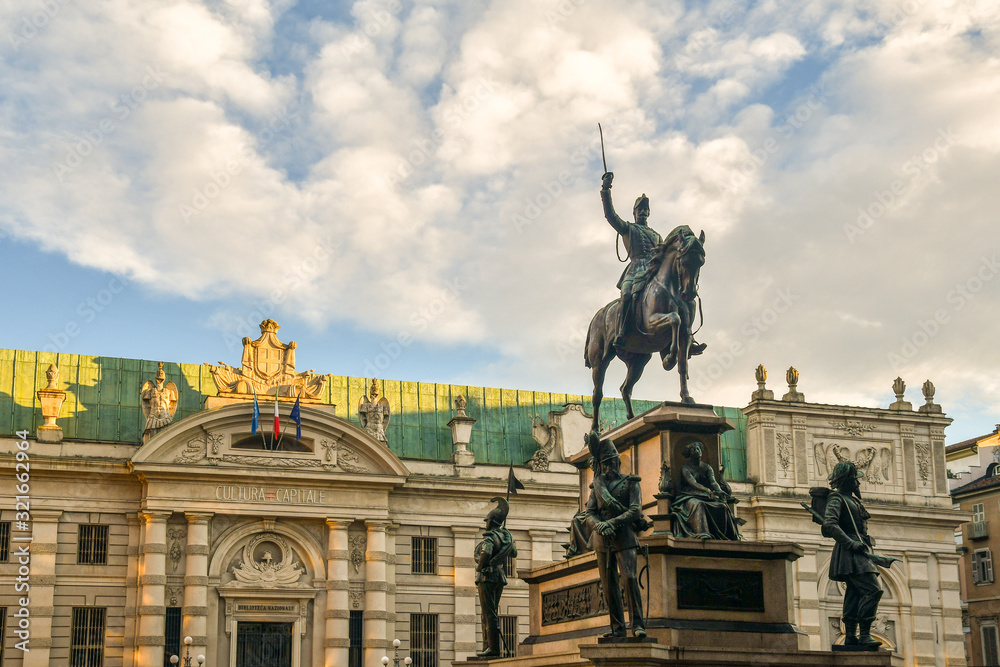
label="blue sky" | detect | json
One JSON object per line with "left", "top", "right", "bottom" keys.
{"left": 1, "top": 0, "right": 998, "bottom": 443}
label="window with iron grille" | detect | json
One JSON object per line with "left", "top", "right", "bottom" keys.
{"left": 411, "top": 536, "right": 437, "bottom": 574}
{"left": 983, "top": 623, "right": 1000, "bottom": 666}
{"left": 0, "top": 607, "right": 6, "bottom": 664}
{"left": 77, "top": 524, "right": 109, "bottom": 565}
{"left": 500, "top": 615, "right": 518, "bottom": 658}
{"left": 0, "top": 521, "right": 10, "bottom": 562}
{"left": 163, "top": 607, "right": 181, "bottom": 667}
{"left": 70, "top": 607, "right": 106, "bottom": 667}
{"left": 973, "top": 548, "right": 994, "bottom": 585}
{"left": 410, "top": 613, "right": 438, "bottom": 667}
{"left": 349, "top": 610, "right": 364, "bottom": 667}
{"left": 503, "top": 553, "right": 516, "bottom": 579}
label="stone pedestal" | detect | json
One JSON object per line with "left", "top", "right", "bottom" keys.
{"left": 518, "top": 535, "right": 808, "bottom": 657}
{"left": 453, "top": 403, "right": 904, "bottom": 667}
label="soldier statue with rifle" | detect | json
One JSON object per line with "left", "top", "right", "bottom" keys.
{"left": 802, "top": 460, "right": 897, "bottom": 650}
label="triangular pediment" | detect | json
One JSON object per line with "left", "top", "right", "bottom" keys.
{"left": 130, "top": 403, "right": 409, "bottom": 479}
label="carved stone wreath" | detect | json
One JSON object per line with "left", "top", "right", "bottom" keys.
{"left": 828, "top": 420, "right": 877, "bottom": 437}
{"left": 231, "top": 532, "right": 306, "bottom": 588}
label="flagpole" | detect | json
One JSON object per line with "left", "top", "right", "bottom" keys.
{"left": 253, "top": 389, "right": 268, "bottom": 449}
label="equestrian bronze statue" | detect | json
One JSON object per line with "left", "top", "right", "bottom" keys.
{"left": 585, "top": 170, "right": 707, "bottom": 430}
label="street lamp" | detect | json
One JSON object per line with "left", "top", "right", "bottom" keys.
{"left": 169, "top": 636, "right": 205, "bottom": 666}
{"left": 381, "top": 638, "right": 412, "bottom": 667}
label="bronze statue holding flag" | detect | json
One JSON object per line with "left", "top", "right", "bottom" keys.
{"left": 475, "top": 491, "right": 518, "bottom": 657}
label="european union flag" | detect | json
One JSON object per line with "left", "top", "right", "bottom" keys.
{"left": 252, "top": 393, "right": 260, "bottom": 434}
{"left": 290, "top": 396, "right": 302, "bottom": 441}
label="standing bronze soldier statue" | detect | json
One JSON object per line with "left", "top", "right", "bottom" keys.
{"left": 584, "top": 431, "right": 652, "bottom": 639}
{"left": 475, "top": 497, "right": 517, "bottom": 657}
{"left": 600, "top": 171, "right": 707, "bottom": 357}
{"left": 804, "top": 461, "right": 897, "bottom": 650}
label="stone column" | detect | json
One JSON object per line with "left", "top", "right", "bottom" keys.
{"left": 794, "top": 547, "right": 822, "bottom": 650}
{"left": 124, "top": 513, "right": 141, "bottom": 667}
{"left": 364, "top": 520, "right": 392, "bottom": 667}
{"left": 529, "top": 529, "right": 555, "bottom": 569}
{"left": 183, "top": 513, "right": 212, "bottom": 659}
{"left": 22, "top": 510, "right": 62, "bottom": 667}
{"left": 452, "top": 526, "right": 481, "bottom": 659}
{"left": 386, "top": 523, "right": 399, "bottom": 641}
{"left": 136, "top": 511, "right": 171, "bottom": 666}
{"left": 325, "top": 520, "right": 351, "bottom": 666}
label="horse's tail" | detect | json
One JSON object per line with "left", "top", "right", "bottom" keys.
{"left": 584, "top": 315, "right": 593, "bottom": 369}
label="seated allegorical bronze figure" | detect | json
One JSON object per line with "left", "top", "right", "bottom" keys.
{"left": 669, "top": 441, "right": 741, "bottom": 540}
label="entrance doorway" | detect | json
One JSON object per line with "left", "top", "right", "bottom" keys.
{"left": 235, "top": 622, "right": 293, "bottom": 667}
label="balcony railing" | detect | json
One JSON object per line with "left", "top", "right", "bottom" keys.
{"left": 969, "top": 521, "right": 989, "bottom": 540}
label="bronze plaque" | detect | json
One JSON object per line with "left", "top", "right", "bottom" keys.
{"left": 676, "top": 568, "right": 764, "bottom": 612}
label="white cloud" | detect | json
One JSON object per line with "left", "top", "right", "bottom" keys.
{"left": 1, "top": 0, "right": 999, "bottom": 436}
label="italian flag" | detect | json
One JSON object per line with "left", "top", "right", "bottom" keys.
{"left": 273, "top": 396, "right": 281, "bottom": 436}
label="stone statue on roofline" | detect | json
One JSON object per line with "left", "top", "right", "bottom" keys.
{"left": 141, "top": 362, "right": 178, "bottom": 441}
{"left": 358, "top": 379, "right": 391, "bottom": 444}
{"left": 205, "top": 319, "right": 328, "bottom": 399}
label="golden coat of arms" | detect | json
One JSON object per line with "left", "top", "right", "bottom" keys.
{"left": 205, "top": 319, "right": 328, "bottom": 400}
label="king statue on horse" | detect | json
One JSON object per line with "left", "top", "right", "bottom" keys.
{"left": 601, "top": 171, "right": 707, "bottom": 357}
{"left": 585, "top": 170, "right": 709, "bottom": 431}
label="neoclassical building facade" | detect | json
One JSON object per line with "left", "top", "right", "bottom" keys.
{"left": 0, "top": 331, "right": 968, "bottom": 667}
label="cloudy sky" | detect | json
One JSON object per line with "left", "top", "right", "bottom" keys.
{"left": 1, "top": 0, "right": 997, "bottom": 442}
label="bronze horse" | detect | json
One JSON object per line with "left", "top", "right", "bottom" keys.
{"left": 585, "top": 230, "right": 705, "bottom": 431}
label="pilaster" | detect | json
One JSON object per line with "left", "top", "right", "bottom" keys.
{"left": 325, "top": 519, "right": 351, "bottom": 667}
{"left": 452, "top": 525, "right": 481, "bottom": 658}
{"left": 364, "top": 520, "right": 391, "bottom": 667}
{"left": 529, "top": 529, "right": 556, "bottom": 569}
{"left": 22, "top": 509, "right": 61, "bottom": 667}
{"left": 182, "top": 512, "right": 212, "bottom": 659}
{"left": 136, "top": 510, "right": 172, "bottom": 666}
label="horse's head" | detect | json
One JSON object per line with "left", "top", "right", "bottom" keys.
{"left": 675, "top": 230, "right": 706, "bottom": 301}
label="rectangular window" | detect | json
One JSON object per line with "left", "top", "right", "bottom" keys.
{"left": 500, "top": 615, "right": 518, "bottom": 658}
{"left": 973, "top": 503, "right": 986, "bottom": 524}
{"left": 0, "top": 607, "right": 6, "bottom": 664}
{"left": 78, "top": 524, "right": 109, "bottom": 565}
{"left": 163, "top": 607, "right": 181, "bottom": 667}
{"left": 410, "top": 613, "right": 438, "bottom": 667}
{"left": 349, "top": 610, "right": 364, "bottom": 667}
{"left": 973, "top": 549, "right": 994, "bottom": 584}
{"left": 70, "top": 607, "right": 106, "bottom": 667}
{"left": 0, "top": 521, "right": 9, "bottom": 562}
{"left": 411, "top": 536, "right": 437, "bottom": 574}
{"left": 503, "top": 553, "right": 516, "bottom": 579}
{"left": 983, "top": 623, "right": 1000, "bottom": 666}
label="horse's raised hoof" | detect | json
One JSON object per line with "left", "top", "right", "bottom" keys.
{"left": 663, "top": 354, "right": 677, "bottom": 371}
